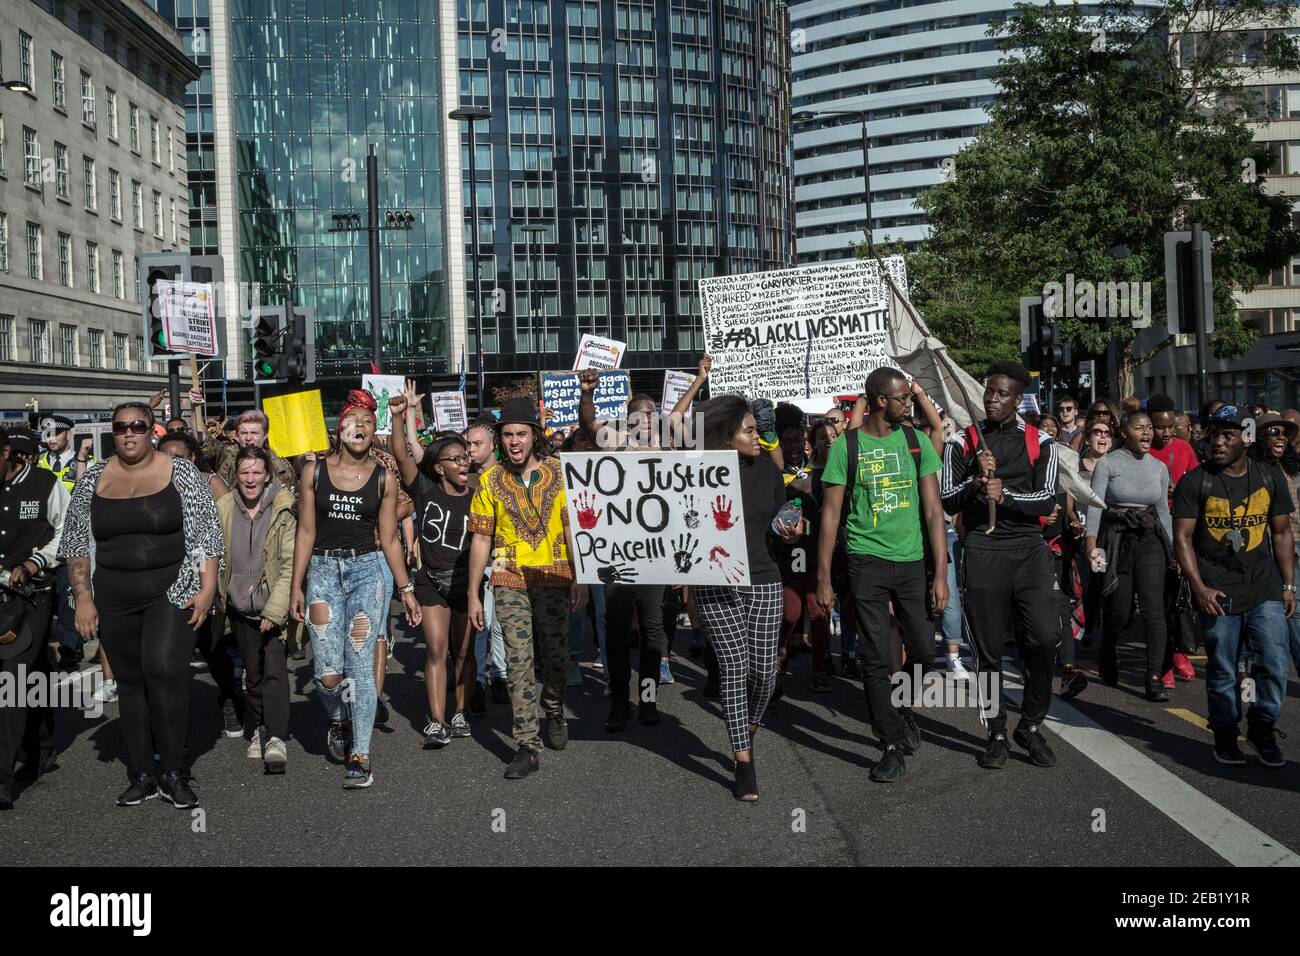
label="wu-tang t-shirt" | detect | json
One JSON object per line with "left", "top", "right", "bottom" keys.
{"left": 1171, "top": 462, "right": 1293, "bottom": 613}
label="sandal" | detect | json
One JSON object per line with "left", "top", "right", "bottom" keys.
{"left": 733, "top": 759, "right": 758, "bottom": 802}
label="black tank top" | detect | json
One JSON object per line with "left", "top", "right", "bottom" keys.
{"left": 314, "top": 460, "right": 382, "bottom": 551}
{"left": 92, "top": 483, "right": 186, "bottom": 608}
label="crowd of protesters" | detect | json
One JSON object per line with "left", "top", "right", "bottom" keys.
{"left": 0, "top": 357, "right": 1295, "bottom": 809}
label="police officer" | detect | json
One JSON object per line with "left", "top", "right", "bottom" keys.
{"left": 37, "top": 416, "right": 93, "bottom": 491}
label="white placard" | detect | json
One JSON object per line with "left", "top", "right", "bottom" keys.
{"left": 430, "top": 391, "right": 468, "bottom": 432}
{"left": 574, "top": 333, "right": 626, "bottom": 371}
{"left": 698, "top": 258, "right": 908, "bottom": 402}
{"left": 158, "top": 280, "right": 218, "bottom": 356}
{"left": 562, "top": 450, "right": 750, "bottom": 586}
{"left": 661, "top": 369, "right": 696, "bottom": 413}
{"left": 362, "top": 374, "right": 405, "bottom": 435}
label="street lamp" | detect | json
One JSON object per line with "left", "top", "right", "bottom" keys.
{"left": 1, "top": 74, "right": 32, "bottom": 94}
{"left": 521, "top": 224, "right": 548, "bottom": 357}
{"left": 793, "top": 108, "right": 874, "bottom": 259}
{"left": 450, "top": 105, "right": 492, "bottom": 413}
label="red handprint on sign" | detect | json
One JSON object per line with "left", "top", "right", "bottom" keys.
{"left": 711, "top": 495, "right": 736, "bottom": 531}
{"left": 575, "top": 491, "right": 603, "bottom": 530}
{"left": 708, "top": 546, "right": 747, "bottom": 585}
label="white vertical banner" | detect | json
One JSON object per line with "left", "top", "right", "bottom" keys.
{"left": 361, "top": 374, "right": 406, "bottom": 435}
{"left": 661, "top": 369, "right": 695, "bottom": 413}
{"left": 430, "top": 391, "right": 468, "bottom": 432}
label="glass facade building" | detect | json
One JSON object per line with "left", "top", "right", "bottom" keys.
{"left": 455, "top": 0, "right": 792, "bottom": 393}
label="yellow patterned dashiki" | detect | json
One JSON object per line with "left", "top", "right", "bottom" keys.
{"left": 469, "top": 459, "right": 572, "bottom": 588}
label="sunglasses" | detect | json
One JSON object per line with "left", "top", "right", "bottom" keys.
{"left": 437, "top": 454, "right": 471, "bottom": 465}
{"left": 1088, "top": 427, "right": 1112, "bottom": 437}
{"left": 112, "top": 420, "right": 151, "bottom": 436}
{"left": 1264, "top": 426, "right": 1290, "bottom": 438}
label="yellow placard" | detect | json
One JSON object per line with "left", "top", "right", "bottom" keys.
{"left": 264, "top": 389, "right": 330, "bottom": 460}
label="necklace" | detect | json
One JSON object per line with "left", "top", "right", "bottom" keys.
{"left": 1215, "top": 463, "right": 1252, "bottom": 554}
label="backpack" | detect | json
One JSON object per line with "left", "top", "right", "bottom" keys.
{"left": 961, "top": 423, "right": 1050, "bottom": 528}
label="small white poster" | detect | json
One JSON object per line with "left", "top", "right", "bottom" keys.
{"left": 158, "top": 280, "right": 219, "bottom": 356}
{"left": 661, "top": 369, "right": 696, "bottom": 413}
{"left": 574, "top": 333, "right": 626, "bottom": 371}
{"left": 430, "top": 391, "right": 468, "bottom": 432}
{"left": 362, "top": 374, "right": 405, "bottom": 435}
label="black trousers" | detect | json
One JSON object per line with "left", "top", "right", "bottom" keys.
{"left": 229, "top": 612, "right": 290, "bottom": 740}
{"left": 195, "top": 615, "right": 240, "bottom": 707}
{"left": 0, "top": 589, "right": 56, "bottom": 790}
{"left": 1101, "top": 530, "right": 1171, "bottom": 680}
{"left": 98, "top": 599, "right": 196, "bottom": 776}
{"left": 847, "top": 554, "right": 933, "bottom": 748}
{"left": 962, "top": 541, "right": 1059, "bottom": 734}
{"left": 605, "top": 583, "right": 670, "bottom": 708}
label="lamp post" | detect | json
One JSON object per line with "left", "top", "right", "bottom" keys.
{"left": 449, "top": 105, "right": 492, "bottom": 413}
{"left": 793, "top": 109, "right": 874, "bottom": 259}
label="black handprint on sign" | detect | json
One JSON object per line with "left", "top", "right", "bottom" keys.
{"left": 671, "top": 533, "right": 702, "bottom": 574}
{"left": 596, "top": 564, "right": 639, "bottom": 585}
{"left": 681, "top": 494, "right": 700, "bottom": 530}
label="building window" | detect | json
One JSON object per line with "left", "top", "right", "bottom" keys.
{"left": 82, "top": 156, "right": 96, "bottom": 210}
{"left": 0, "top": 213, "right": 7, "bottom": 272}
{"left": 150, "top": 116, "right": 160, "bottom": 164}
{"left": 113, "top": 332, "right": 127, "bottom": 370}
{"left": 51, "top": 53, "right": 65, "bottom": 108}
{"left": 134, "top": 335, "right": 144, "bottom": 371}
{"left": 129, "top": 104, "right": 140, "bottom": 152}
{"left": 152, "top": 190, "right": 162, "bottom": 237}
{"left": 88, "top": 329, "right": 103, "bottom": 369}
{"left": 25, "top": 222, "right": 41, "bottom": 280}
{"left": 170, "top": 197, "right": 177, "bottom": 243}
{"left": 54, "top": 142, "right": 68, "bottom": 198}
{"left": 80, "top": 72, "right": 95, "bottom": 126}
{"left": 0, "top": 315, "right": 11, "bottom": 361}
{"left": 30, "top": 319, "right": 50, "bottom": 364}
{"left": 60, "top": 323, "right": 77, "bottom": 366}
{"left": 86, "top": 241, "right": 99, "bottom": 293}
{"left": 19, "top": 33, "right": 33, "bottom": 90}
{"left": 58, "top": 233, "right": 72, "bottom": 286}
{"left": 106, "top": 88, "right": 118, "bottom": 139}
{"left": 167, "top": 127, "right": 174, "bottom": 173}
{"left": 132, "top": 181, "right": 143, "bottom": 229}
{"left": 0, "top": 114, "right": 6, "bottom": 177}
{"left": 109, "top": 169, "right": 121, "bottom": 219}
{"left": 22, "top": 126, "right": 39, "bottom": 188}
{"left": 112, "top": 249, "right": 124, "bottom": 298}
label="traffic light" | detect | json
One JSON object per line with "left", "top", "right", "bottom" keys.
{"left": 138, "top": 252, "right": 190, "bottom": 360}
{"left": 286, "top": 305, "right": 316, "bottom": 384}
{"left": 1164, "top": 229, "right": 1215, "bottom": 336}
{"left": 1020, "top": 295, "right": 1073, "bottom": 370}
{"left": 251, "top": 305, "right": 287, "bottom": 384}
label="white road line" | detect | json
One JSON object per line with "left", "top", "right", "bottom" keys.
{"left": 1002, "top": 666, "right": 1300, "bottom": 868}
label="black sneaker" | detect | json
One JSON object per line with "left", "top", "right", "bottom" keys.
{"left": 841, "top": 655, "right": 861, "bottom": 679}
{"left": 449, "top": 711, "right": 471, "bottom": 738}
{"left": 638, "top": 700, "right": 662, "bottom": 726}
{"left": 158, "top": 770, "right": 198, "bottom": 809}
{"left": 423, "top": 720, "right": 451, "bottom": 748}
{"left": 0, "top": 782, "right": 14, "bottom": 810}
{"left": 1013, "top": 723, "right": 1057, "bottom": 768}
{"left": 1212, "top": 725, "right": 1247, "bottom": 765}
{"left": 221, "top": 698, "right": 243, "bottom": 738}
{"left": 490, "top": 676, "right": 509, "bottom": 705}
{"left": 869, "top": 744, "right": 906, "bottom": 783}
{"left": 326, "top": 720, "right": 350, "bottom": 763}
{"left": 605, "top": 701, "right": 631, "bottom": 732}
{"left": 504, "top": 745, "right": 539, "bottom": 779}
{"left": 545, "top": 714, "right": 568, "bottom": 750}
{"left": 1060, "top": 668, "right": 1088, "bottom": 700}
{"left": 116, "top": 772, "right": 159, "bottom": 806}
{"left": 1144, "top": 676, "right": 1170, "bottom": 703}
{"left": 978, "top": 732, "right": 1010, "bottom": 770}
{"left": 900, "top": 709, "right": 922, "bottom": 754}
{"left": 343, "top": 755, "right": 373, "bottom": 789}
{"left": 1246, "top": 722, "right": 1285, "bottom": 768}
{"left": 471, "top": 681, "right": 487, "bottom": 715}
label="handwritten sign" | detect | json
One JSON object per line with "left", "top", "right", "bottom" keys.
{"left": 264, "top": 389, "right": 329, "bottom": 459}
{"left": 158, "top": 280, "right": 219, "bottom": 356}
{"left": 362, "top": 374, "right": 405, "bottom": 435}
{"left": 541, "top": 370, "right": 630, "bottom": 430}
{"left": 661, "top": 370, "right": 695, "bottom": 413}
{"left": 698, "top": 258, "right": 907, "bottom": 403}
{"left": 430, "top": 391, "right": 468, "bottom": 432}
{"left": 561, "top": 451, "right": 750, "bottom": 586}
{"left": 574, "top": 333, "right": 626, "bottom": 370}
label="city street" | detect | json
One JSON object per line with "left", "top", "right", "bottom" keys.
{"left": 4, "top": 635, "right": 1297, "bottom": 868}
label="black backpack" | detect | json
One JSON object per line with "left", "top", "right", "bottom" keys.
{"left": 840, "top": 425, "right": 934, "bottom": 577}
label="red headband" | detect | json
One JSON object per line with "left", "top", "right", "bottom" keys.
{"left": 340, "top": 389, "right": 377, "bottom": 425}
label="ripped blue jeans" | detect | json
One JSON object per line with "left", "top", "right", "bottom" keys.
{"left": 306, "top": 551, "right": 390, "bottom": 757}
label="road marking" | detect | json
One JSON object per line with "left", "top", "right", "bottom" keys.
{"left": 1003, "top": 666, "right": 1299, "bottom": 867}
{"left": 1167, "top": 707, "right": 1243, "bottom": 741}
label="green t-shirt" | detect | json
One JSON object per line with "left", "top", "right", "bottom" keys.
{"left": 822, "top": 426, "right": 942, "bottom": 562}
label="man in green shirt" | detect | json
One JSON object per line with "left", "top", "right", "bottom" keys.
{"left": 817, "top": 366, "right": 949, "bottom": 783}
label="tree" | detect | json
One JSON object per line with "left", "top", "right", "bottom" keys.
{"left": 909, "top": 0, "right": 1300, "bottom": 398}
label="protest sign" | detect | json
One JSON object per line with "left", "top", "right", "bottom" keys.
{"left": 661, "top": 369, "right": 695, "bottom": 413}
{"left": 562, "top": 451, "right": 751, "bottom": 586}
{"left": 264, "top": 390, "right": 329, "bottom": 459}
{"left": 574, "top": 334, "right": 626, "bottom": 371}
{"left": 1017, "top": 393, "right": 1041, "bottom": 416}
{"left": 361, "top": 374, "right": 405, "bottom": 435}
{"left": 158, "top": 280, "right": 219, "bottom": 356}
{"left": 698, "top": 257, "right": 908, "bottom": 404}
{"left": 541, "top": 370, "right": 630, "bottom": 430}
{"left": 430, "top": 391, "right": 468, "bottom": 432}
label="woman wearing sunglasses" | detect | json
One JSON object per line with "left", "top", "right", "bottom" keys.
{"left": 388, "top": 382, "right": 476, "bottom": 747}
{"left": 1071, "top": 400, "right": 1122, "bottom": 455}
{"left": 58, "top": 402, "right": 224, "bottom": 808}
{"left": 290, "top": 390, "right": 421, "bottom": 789}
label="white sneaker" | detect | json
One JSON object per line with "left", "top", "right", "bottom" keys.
{"left": 95, "top": 677, "right": 118, "bottom": 703}
{"left": 246, "top": 734, "right": 263, "bottom": 759}
{"left": 263, "top": 737, "right": 287, "bottom": 773}
{"left": 566, "top": 661, "right": 583, "bottom": 686}
{"left": 946, "top": 657, "right": 973, "bottom": 680}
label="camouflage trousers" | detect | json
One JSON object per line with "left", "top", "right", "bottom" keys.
{"left": 494, "top": 586, "right": 569, "bottom": 751}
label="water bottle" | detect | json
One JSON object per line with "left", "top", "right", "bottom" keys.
{"left": 772, "top": 498, "right": 802, "bottom": 534}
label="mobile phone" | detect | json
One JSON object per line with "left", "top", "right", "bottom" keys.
{"left": 1217, "top": 594, "right": 1233, "bottom": 615}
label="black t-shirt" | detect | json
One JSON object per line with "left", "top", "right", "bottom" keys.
{"left": 409, "top": 473, "right": 472, "bottom": 574}
{"left": 738, "top": 455, "right": 785, "bottom": 586}
{"left": 1171, "top": 461, "right": 1293, "bottom": 614}
{"left": 772, "top": 464, "right": 821, "bottom": 580}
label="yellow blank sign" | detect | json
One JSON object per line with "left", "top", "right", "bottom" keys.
{"left": 264, "top": 389, "right": 329, "bottom": 459}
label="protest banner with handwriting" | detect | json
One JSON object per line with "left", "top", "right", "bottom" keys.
{"left": 561, "top": 450, "right": 750, "bottom": 586}
{"left": 541, "top": 370, "right": 630, "bottom": 430}
{"left": 264, "top": 390, "right": 329, "bottom": 459}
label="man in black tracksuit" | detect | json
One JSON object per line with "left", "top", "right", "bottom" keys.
{"left": 941, "top": 362, "right": 1061, "bottom": 769}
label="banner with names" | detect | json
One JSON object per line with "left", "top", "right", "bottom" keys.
{"left": 541, "top": 369, "right": 630, "bottom": 430}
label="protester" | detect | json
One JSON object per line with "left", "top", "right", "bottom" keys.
{"left": 1172, "top": 405, "right": 1295, "bottom": 767}
{"left": 818, "top": 368, "right": 948, "bottom": 783}
{"left": 58, "top": 402, "right": 223, "bottom": 808}
{"left": 1249, "top": 412, "right": 1300, "bottom": 669}
{"left": 1057, "top": 396, "right": 1082, "bottom": 447}
{"left": 1192, "top": 400, "right": 1227, "bottom": 463}
{"left": 941, "top": 361, "right": 1061, "bottom": 770}
{"left": 159, "top": 431, "right": 231, "bottom": 501}
{"left": 1072, "top": 400, "right": 1121, "bottom": 454}
{"left": 200, "top": 406, "right": 297, "bottom": 493}
{"left": 1037, "top": 413, "right": 1060, "bottom": 440}
{"left": 289, "top": 391, "right": 421, "bottom": 790}
{"left": 1147, "top": 395, "right": 1201, "bottom": 683}
{"left": 466, "top": 398, "right": 587, "bottom": 779}
{"left": 463, "top": 416, "right": 507, "bottom": 709}
{"left": 1086, "top": 411, "right": 1175, "bottom": 700}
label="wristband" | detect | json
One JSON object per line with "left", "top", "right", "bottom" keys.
{"left": 398, "top": 582, "right": 415, "bottom": 595}
{"left": 1284, "top": 584, "right": 1297, "bottom": 593}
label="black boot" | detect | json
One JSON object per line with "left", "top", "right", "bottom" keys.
{"left": 504, "top": 746, "right": 539, "bottom": 779}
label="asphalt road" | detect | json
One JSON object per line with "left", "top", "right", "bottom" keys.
{"left": 3, "top": 633, "right": 1297, "bottom": 867}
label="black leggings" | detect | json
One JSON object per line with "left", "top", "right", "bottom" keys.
{"left": 98, "top": 599, "right": 196, "bottom": 775}
{"left": 605, "top": 583, "right": 670, "bottom": 706}
{"left": 1101, "top": 530, "right": 1171, "bottom": 680}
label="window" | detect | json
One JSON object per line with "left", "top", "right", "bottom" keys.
{"left": 51, "top": 53, "right": 65, "bottom": 108}
{"left": 170, "top": 198, "right": 177, "bottom": 243}
{"left": 60, "top": 324, "right": 77, "bottom": 366}
{"left": 0, "top": 114, "right": 6, "bottom": 177}
{"left": 109, "top": 170, "right": 121, "bottom": 220}
{"left": 0, "top": 213, "right": 7, "bottom": 272}
{"left": 0, "top": 316, "right": 11, "bottom": 361}
{"left": 22, "top": 126, "right": 40, "bottom": 188}
{"left": 86, "top": 242, "right": 99, "bottom": 293}
{"left": 54, "top": 142, "right": 68, "bottom": 198}
{"left": 112, "top": 250, "right": 124, "bottom": 298}
{"left": 152, "top": 190, "right": 162, "bottom": 237}
{"left": 106, "top": 88, "right": 118, "bottom": 139}
{"left": 113, "top": 332, "right": 127, "bottom": 370}
{"left": 134, "top": 335, "right": 144, "bottom": 371}
{"left": 88, "top": 329, "right": 103, "bottom": 368}
{"left": 25, "top": 222, "right": 41, "bottom": 280}
{"left": 83, "top": 157, "right": 96, "bottom": 210}
{"left": 167, "top": 128, "right": 174, "bottom": 172}
{"left": 30, "top": 319, "right": 50, "bottom": 364}
{"left": 19, "top": 33, "right": 33, "bottom": 90}
{"left": 132, "top": 180, "right": 143, "bottom": 229}
{"left": 58, "top": 233, "right": 72, "bottom": 286}
{"left": 80, "top": 72, "right": 95, "bottom": 126}
{"left": 129, "top": 104, "right": 140, "bottom": 152}
{"left": 150, "top": 116, "right": 160, "bottom": 164}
